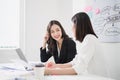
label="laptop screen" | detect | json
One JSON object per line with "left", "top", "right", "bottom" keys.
{"left": 15, "top": 48, "right": 28, "bottom": 63}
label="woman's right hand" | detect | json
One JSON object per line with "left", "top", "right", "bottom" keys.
{"left": 43, "top": 32, "right": 49, "bottom": 43}
{"left": 42, "top": 32, "right": 49, "bottom": 49}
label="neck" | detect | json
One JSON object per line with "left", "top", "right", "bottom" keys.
{"left": 57, "top": 38, "right": 63, "bottom": 45}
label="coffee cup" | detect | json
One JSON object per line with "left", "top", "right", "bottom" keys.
{"left": 34, "top": 64, "right": 45, "bottom": 80}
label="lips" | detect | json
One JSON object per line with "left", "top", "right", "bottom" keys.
{"left": 54, "top": 35, "right": 60, "bottom": 39}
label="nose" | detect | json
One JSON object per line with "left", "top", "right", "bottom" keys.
{"left": 54, "top": 31, "right": 58, "bottom": 35}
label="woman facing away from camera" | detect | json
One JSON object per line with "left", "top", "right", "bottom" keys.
{"left": 40, "top": 20, "right": 77, "bottom": 64}
{"left": 44, "top": 12, "right": 99, "bottom": 75}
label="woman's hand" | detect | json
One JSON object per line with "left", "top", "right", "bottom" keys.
{"left": 43, "top": 32, "right": 49, "bottom": 43}
{"left": 45, "top": 62, "right": 56, "bottom": 68}
{"left": 42, "top": 32, "right": 49, "bottom": 49}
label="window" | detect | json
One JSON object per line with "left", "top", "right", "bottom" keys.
{"left": 0, "top": 0, "right": 19, "bottom": 49}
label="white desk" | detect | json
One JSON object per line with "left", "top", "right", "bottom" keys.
{"left": 45, "top": 75, "right": 115, "bottom": 80}
{"left": 0, "top": 70, "right": 115, "bottom": 80}
{"left": 0, "top": 63, "right": 115, "bottom": 80}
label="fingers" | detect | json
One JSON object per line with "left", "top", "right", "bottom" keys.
{"left": 45, "top": 62, "right": 55, "bottom": 68}
{"left": 45, "top": 32, "right": 49, "bottom": 40}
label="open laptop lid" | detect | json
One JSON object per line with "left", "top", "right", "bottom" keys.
{"left": 15, "top": 48, "right": 28, "bottom": 63}
{"left": 15, "top": 48, "right": 44, "bottom": 71}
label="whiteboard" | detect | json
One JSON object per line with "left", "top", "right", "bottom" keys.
{"left": 73, "top": 0, "right": 120, "bottom": 42}
{"left": 0, "top": 0, "right": 19, "bottom": 49}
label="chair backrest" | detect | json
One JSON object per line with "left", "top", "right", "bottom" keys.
{"left": 87, "top": 42, "right": 108, "bottom": 77}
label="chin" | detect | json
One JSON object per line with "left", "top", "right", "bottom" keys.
{"left": 55, "top": 38, "right": 61, "bottom": 41}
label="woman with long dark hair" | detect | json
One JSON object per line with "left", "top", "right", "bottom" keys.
{"left": 40, "top": 20, "right": 77, "bottom": 64}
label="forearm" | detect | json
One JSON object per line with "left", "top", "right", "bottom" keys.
{"left": 55, "top": 63, "right": 72, "bottom": 68}
{"left": 45, "top": 67, "right": 77, "bottom": 75}
{"left": 40, "top": 48, "right": 51, "bottom": 62}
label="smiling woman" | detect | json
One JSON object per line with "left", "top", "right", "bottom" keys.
{"left": 40, "top": 20, "right": 77, "bottom": 64}
{"left": 0, "top": 0, "right": 19, "bottom": 49}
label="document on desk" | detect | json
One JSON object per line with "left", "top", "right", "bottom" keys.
{"left": 0, "top": 63, "right": 34, "bottom": 80}
{"left": 0, "top": 69, "right": 33, "bottom": 80}
{"left": 0, "top": 63, "right": 26, "bottom": 71}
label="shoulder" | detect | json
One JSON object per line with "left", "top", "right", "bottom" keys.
{"left": 65, "top": 38, "right": 75, "bottom": 43}
{"left": 84, "top": 34, "right": 97, "bottom": 41}
{"left": 64, "top": 38, "right": 76, "bottom": 45}
{"left": 83, "top": 34, "right": 98, "bottom": 44}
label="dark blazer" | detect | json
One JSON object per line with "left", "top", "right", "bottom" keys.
{"left": 40, "top": 38, "right": 77, "bottom": 64}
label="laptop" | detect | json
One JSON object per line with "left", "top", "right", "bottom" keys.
{"left": 16, "top": 48, "right": 28, "bottom": 63}
{"left": 14, "top": 48, "right": 44, "bottom": 71}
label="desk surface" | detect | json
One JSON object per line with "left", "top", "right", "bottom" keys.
{"left": 45, "top": 75, "right": 115, "bottom": 80}
{"left": 0, "top": 63, "right": 115, "bottom": 80}
{"left": 0, "top": 70, "right": 115, "bottom": 80}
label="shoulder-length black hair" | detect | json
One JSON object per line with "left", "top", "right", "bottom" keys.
{"left": 71, "top": 12, "right": 98, "bottom": 42}
{"left": 47, "top": 20, "right": 69, "bottom": 53}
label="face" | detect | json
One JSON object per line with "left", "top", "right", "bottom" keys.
{"left": 50, "top": 24, "right": 62, "bottom": 41}
{"left": 72, "top": 24, "right": 76, "bottom": 38}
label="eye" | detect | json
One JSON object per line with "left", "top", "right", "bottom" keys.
{"left": 56, "top": 28, "right": 60, "bottom": 32}
{"left": 51, "top": 30, "right": 54, "bottom": 34}
{"left": 56, "top": 29, "right": 60, "bottom": 31}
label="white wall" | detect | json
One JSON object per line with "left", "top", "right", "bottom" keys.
{"left": 20, "top": 0, "right": 26, "bottom": 55}
{"left": 0, "top": 0, "right": 20, "bottom": 63}
{"left": 101, "top": 43, "right": 120, "bottom": 80}
{"left": 0, "top": 0, "right": 19, "bottom": 48}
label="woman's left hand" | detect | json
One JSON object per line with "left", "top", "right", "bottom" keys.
{"left": 45, "top": 62, "right": 55, "bottom": 68}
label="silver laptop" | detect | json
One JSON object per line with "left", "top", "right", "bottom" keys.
{"left": 16, "top": 48, "right": 28, "bottom": 63}
{"left": 15, "top": 48, "right": 44, "bottom": 70}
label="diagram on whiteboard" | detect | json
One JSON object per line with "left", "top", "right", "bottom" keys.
{"left": 93, "top": 3, "right": 120, "bottom": 36}
{"left": 93, "top": 3, "right": 120, "bottom": 42}
{"left": 81, "top": 0, "right": 120, "bottom": 42}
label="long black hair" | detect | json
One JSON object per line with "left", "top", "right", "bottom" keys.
{"left": 47, "top": 20, "right": 69, "bottom": 53}
{"left": 71, "top": 12, "right": 98, "bottom": 42}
